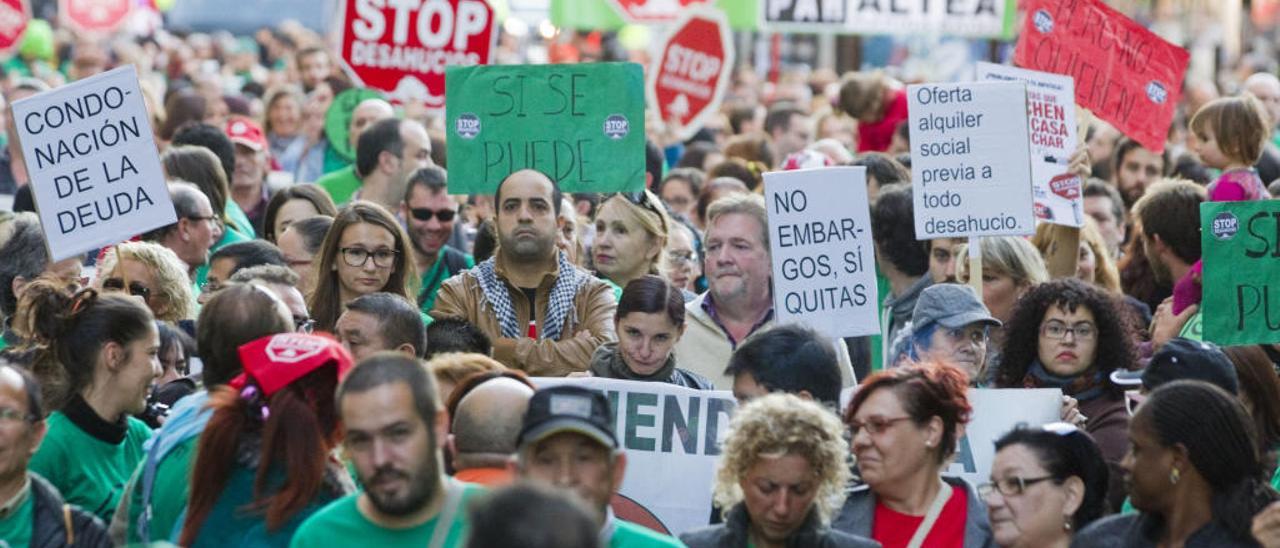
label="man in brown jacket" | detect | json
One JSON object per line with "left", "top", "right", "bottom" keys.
{"left": 431, "top": 169, "right": 616, "bottom": 376}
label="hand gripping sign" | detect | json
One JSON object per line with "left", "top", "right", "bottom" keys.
{"left": 339, "top": 0, "right": 496, "bottom": 108}
{"left": 647, "top": 5, "right": 734, "bottom": 142}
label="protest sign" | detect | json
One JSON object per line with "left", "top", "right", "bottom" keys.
{"left": 976, "top": 62, "right": 1081, "bottom": 227}
{"left": 0, "top": 0, "right": 28, "bottom": 56}
{"left": 13, "top": 65, "right": 174, "bottom": 262}
{"left": 609, "top": 0, "right": 716, "bottom": 23}
{"left": 338, "top": 0, "right": 495, "bottom": 108}
{"left": 59, "top": 0, "right": 131, "bottom": 34}
{"left": 1013, "top": 0, "right": 1189, "bottom": 153}
{"left": 762, "top": 0, "right": 1016, "bottom": 39}
{"left": 763, "top": 167, "right": 879, "bottom": 340}
{"left": 908, "top": 81, "right": 1035, "bottom": 239}
{"left": 534, "top": 377, "right": 737, "bottom": 536}
{"left": 1200, "top": 201, "right": 1280, "bottom": 346}
{"left": 445, "top": 63, "right": 646, "bottom": 195}
{"left": 647, "top": 6, "right": 733, "bottom": 143}
{"left": 943, "top": 389, "right": 1063, "bottom": 485}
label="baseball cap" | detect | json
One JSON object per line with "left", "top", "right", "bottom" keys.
{"left": 226, "top": 116, "right": 267, "bottom": 152}
{"left": 912, "top": 284, "right": 1002, "bottom": 330}
{"left": 1110, "top": 338, "right": 1239, "bottom": 394}
{"left": 231, "top": 333, "right": 354, "bottom": 397}
{"left": 517, "top": 385, "right": 617, "bottom": 450}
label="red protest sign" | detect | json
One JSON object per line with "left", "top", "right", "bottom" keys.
{"left": 338, "top": 0, "right": 495, "bottom": 109}
{"left": 1013, "top": 0, "right": 1188, "bottom": 153}
{"left": 0, "top": 0, "right": 28, "bottom": 56}
{"left": 646, "top": 6, "right": 733, "bottom": 142}
{"left": 59, "top": 0, "right": 131, "bottom": 34}
{"left": 609, "top": 0, "right": 716, "bottom": 24}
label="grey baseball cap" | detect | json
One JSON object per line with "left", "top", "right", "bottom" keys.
{"left": 912, "top": 284, "right": 1002, "bottom": 330}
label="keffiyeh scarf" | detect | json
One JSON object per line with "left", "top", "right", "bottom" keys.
{"left": 474, "top": 251, "right": 587, "bottom": 340}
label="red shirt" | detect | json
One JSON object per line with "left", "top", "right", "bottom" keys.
{"left": 870, "top": 483, "right": 967, "bottom": 548}
{"left": 857, "top": 88, "right": 909, "bottom": 153}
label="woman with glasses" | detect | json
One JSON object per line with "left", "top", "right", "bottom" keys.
{"left": 23, "top": 278, "right": 160, "bottom": 521}
{"left": 1075, "top": 381, "right": 1277, "bottom": 547}
{"left": 835, "top": 362, "right": 995, "bottom": 547}
{"left": 588, "top": 275, "right": 713, "bottom": 389}
{"left": 592, "top": 190, "right": 671, "bottom": 296}
{"left": 982, "top": 424, "right": 1109, "bottom": 548}
{"left": 307, "top": 202, "right": 417, "bottom": 333}
{"left": 681, "top": 393, "right": 877, "bottom": 548}
{"left": 995, "top": 278, "right": 1134, "bottom": 511}
{"left": 95, "top": 241, "right": 197, "bottom": 325}
{"left": 260, "top": 184, "right": 339, "bottom": 244}
{"left": 663, "top": 221, "right": 701, "bottom": 297}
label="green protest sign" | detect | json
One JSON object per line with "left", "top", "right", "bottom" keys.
{"left": 1201, "top": 201, "right": 1280, "bottom": 346}
{"left": 444, "top": 62, "right": 646, "bottom": 195}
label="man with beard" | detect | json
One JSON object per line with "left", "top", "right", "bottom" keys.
{"left": 1111, "top": 138, "right": 1171, "bottom": 209}
{"left": 1134, "top": 180, "right": 1207, "bottom": 342}
{"left": 291, "top": 353, "right": 483, "bottom": 547}
{"left": 431, "top": 169, "right": 616, "bottom": 375}
{"left": 400, "top": 166, "right": 473, "bottom": 313}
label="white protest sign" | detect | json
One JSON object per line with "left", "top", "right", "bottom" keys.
{"left": 533, "top": 377, "right": 736, "bottom": 536}
{"left": 763, "top": 167, "right": 879, "bottom": 340}
{"left": 13, "top": 65, "right": 173, "bottom": 261}
{"left": 909, "top": 81, "right": 1034, "bottom": 239}
{"left": 976, "top": 62, "right": 1082, "bottom": 227}
{"left": 841, "top": 387, "right": 1063, "bottom": 487}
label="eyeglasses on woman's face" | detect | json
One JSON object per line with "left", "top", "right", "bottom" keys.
{"left": 102, "top": 277, "right": 152, "bottom": 302}
{"left": 340, "top": 247, "right": 398, "bottom": 269}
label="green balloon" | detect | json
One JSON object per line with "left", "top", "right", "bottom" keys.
{"left": 325, "top": 88, "right": 387, "bottom": 162}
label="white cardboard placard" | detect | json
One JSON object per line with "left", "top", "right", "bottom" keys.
{"left": 14, "top": 65, "right": 174, "bottom": 261}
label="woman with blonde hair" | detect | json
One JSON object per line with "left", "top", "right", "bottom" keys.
{"left": 955, "top": 236, "right": 1050, "bottom": 325}
{"left": 681, "top": 393, "right": 876, "bottom": 548}
{"left": 95, "top": 241, "right": 197, "bottom": 324}
{"left": 592, "top": 190, "right": 671, "bottom": 294}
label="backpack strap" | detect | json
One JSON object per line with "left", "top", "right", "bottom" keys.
{"left": 62, "top": 504, "right": 75, "bottom": 545}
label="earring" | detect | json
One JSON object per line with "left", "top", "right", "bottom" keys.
{"left": 1169, "top": 468, "right": 1180, "bottom": 485}
{"left": 1063, "top": 519, "right": 1072, "bottom": 532}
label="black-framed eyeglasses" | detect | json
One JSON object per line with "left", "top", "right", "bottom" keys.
{"left": 1040, "top": 321, "right": 1097, "bottom": 341}
{"left": 0, "top": 407, "right": 37, "bottom": 424}
{"left": 102, "top": 277, "right": 152, "bottom": 301}
{"left": 340, "top": 247, "right": 399, "bottom": 268}
{"left": 294, "top": 316, "right": 316, "bottom": 333}
{"left": 978, "top": 476, "right": 1058, "bottom": 498}
{"left": 408, "top": 208, "right": 457, "bottom": 223}
{"left": 186, "top": 214, "right": 222, "bottom": 228}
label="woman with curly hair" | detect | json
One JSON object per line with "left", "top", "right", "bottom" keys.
{"left": 834, "top": 362, "right": 994, "bottom": 547}
{"left": 995, "top": 277, "right": 1135, "bottom": 511}
{"left": 681, "top": 393, "right": 876, "bottom": 548}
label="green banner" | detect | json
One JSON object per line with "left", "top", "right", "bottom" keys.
{"left": 444, "top": 62, "right": 646, "bottom": 195}
{"left": 1200, "top": 201, "right": 1280, "bottom": 346}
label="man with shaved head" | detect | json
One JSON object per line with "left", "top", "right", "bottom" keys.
{"left": 448, "top": 373, "right": 535, "bottom": 486}
{"left": 432, "top": 169, "right": 617, "bottom": 375}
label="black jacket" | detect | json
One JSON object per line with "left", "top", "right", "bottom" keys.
{"left": 680, "top": 503, "right": 880, "bottom": 548}
{"left": 29, "top": 473, "right": 111, "bottom": 548}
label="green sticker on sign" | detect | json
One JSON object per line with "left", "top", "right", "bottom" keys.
{"left": 1200, "top": 201, "right": 1280, "bottom": 346}
{"left": 444, "top": 62, "right": 646, "bottom": 195}
{"left": 325, "top": 88, "right": 386, "bottom": 162}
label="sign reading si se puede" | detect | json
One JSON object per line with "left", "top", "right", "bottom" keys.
{"left": 976, "top": 62, "right": 1080, "bottom": 227}
{"left": 533, "top": 376, "right": 736, "bottom": 536}
{"left": 1200, "top": 201, "right": 1280, "bottom": 346}
{"left": 1013, "top": 0, "right": 1188, "bottom": 153}
{"left": 762, "top": 0, "right": 1015, "bottom": 39}
{"left": 339, "top": 0, "right": 495, "bottom": 108}
{"left": 909, "top": 81, "right": 1035, "bottom": 239}
{"left": 763, "top": 167, "right": 879, "bottom": 340}
{"left": 13, "top": 65, "right": 175, "bottom": 262}
{"left": 445, "top": 62, "right": 646, "bottom": 195}
{"left": 647, "top": 5, "right": 733, "bottom": 143}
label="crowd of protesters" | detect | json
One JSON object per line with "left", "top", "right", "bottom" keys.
{"left": 3, "top": 7, "right": 1280, "bottom": 548}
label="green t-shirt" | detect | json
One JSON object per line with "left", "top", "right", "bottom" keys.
{"left": 290, "top": 483, "right": 486, "bottom": 548}
{"left": 124, "top": 434, "right": 199, "bottom": 544}
{"left": 189, "top": 464, "right": 341, "bottom": 548}
{"left": 610, "top": 519, "right": 685, "bottom": 548}
{"left": 316, "top": 165, "right": 360, "bottom": 206}
{"left": 29, "top": 412, "right": 152, "bottom": 522}
{"left": 226, "top": 201, "right": 257, "bottom": 240}
{"left": 0, "top": 484, "right": 34, "bottom": 548}
{"left": 418, "top": 247, "right": 475, "bottom": 314}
